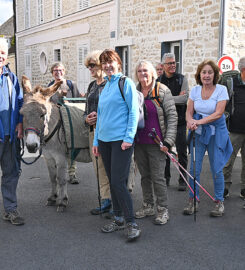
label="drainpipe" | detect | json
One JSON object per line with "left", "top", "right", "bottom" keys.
{"left": 13, "top": 0, "right": 17, "bottom": 73}
{"left": 219, "top": 0, "right": 227, "bottom": 58}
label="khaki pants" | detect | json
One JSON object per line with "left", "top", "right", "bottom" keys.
{"left": 223, "top": 132, "right": 245, "bottom": 190}
{"left": 89, "top": 130, "right": 111, "bottom": 199}
{"left": 135, "top": 144, "right": 168, "bottom": 207}
{"left": 67, "top": 158, "right": 76, "bottom": 177}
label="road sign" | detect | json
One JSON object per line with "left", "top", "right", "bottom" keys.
{"left": 218, "top": 56, "right": 235, "bottom": 74}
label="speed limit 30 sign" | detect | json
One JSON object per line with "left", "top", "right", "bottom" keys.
{"left": 218, "top": 56, "right": 235, "bottom": 74}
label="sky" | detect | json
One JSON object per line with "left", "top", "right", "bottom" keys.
{"left": 0, "top": 0, "right": 13, "bottom": 26}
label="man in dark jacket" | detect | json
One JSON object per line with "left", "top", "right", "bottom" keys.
{"left": 223, "top": 57, "right": 245, "bottom": 200}
{"left": 159, "top": 53, "right": 189, "bottom": 191}
{"left": 0, "top": 38, "right": 24, "bottom": 225}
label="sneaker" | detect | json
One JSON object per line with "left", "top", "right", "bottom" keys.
{"left": 126, "top": 223, "right": 141, "bottom": 242}
{"left": 101, "top": 219, "right": 125, "bottom": 233}
{"left": 223, "top": 188, "right": 229, "bottom": 199}
{"left": 69, "top": 175, "right": 79, "bottom": 184}
{"left": 178, "top": 181, "right": 187, "bottom": 191}
{"left": 135, "top": 203, "right": 155, "bottom": 219}
{"left": 3, "top": 210, "right": 25, "bottom": 226}
{"left": 210, "top": 201, "right": 224, "bottom": 217}
{"left": 90, "top": 199, "right": 111, "bottom": 215}
{"left": 183, "top": 198, "right": 199, "bottom": 215}
{"left": 240, "top": 189, "right": 245, "bottom": 200}
{"left": 154, "top": 206, "right": 169, "bottom": 225}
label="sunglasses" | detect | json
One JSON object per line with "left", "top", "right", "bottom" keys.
{"left": 164, "top": 62, "right": 176, "bottom": 66}
{"left": 88, "top": 63, "right": 96, "bottom": 68}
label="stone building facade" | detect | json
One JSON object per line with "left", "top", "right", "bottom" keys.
{"left": 15, "top": 0, "right": 245, "bottom": 92}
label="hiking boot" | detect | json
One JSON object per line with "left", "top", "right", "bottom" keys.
{"left": 178, "top": 180, "right": 187, "bottom": 191}
{"left": 223, "top": 188, "right": 229, "bottom": 199}
{"left": 183, "top": 198, "right": 199, "bottom": 215}
{"left": 126, "top": 223, "right": 141, "bottom": 242}
{"left": 210, "top": 201, "right": 224, "bottom": 217}
{"left": 240, "top": 189, "right": 245, "bottom": 200}
{"left": 90, "top": 199, "right": 111, "bottom": 215}
{"left": 101, "top": 219, "right": 125, "bottom": 233}
{"left": 69, "top": 175, "right": 79, "bottom": 184}
{"left": 154, "top": 206, "right": 169, "bottom": 225}
{"left": 135, "top": 203, "right": 155, "bottom": 219}
{"left": 104, "top": 208, "right": 114, "bottom": 219}
{"left": 3, "top": 210, "right": 25, "bottom": 226}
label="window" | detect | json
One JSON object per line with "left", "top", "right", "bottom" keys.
{"left": 54, "top": 0, "right": 62, "bottom": 18}
{"left": 161, "top": 41, "right": 182, "bottom": 73}
{"left": 38, "top": 0, "right": 44, "bottom": 24}
{"left": 77, "top": 44, "right": 90, "bottom": 94}
{"left": 78, "top": 0, "right": 90, "bottom": 10}
{"left": 24, "top": 50, "right": 32, "bottom": 79}
{"left": 24, "top": 0, "right": 30, "bottom": 29}
{"left": 115, "top": 46, "right": 129, "bottom": 76}
{"left": 40, "top": 52, "right": 48, "bottom": 74}
{"left": 54, "top": 49, "right": 61, "bottom": 62}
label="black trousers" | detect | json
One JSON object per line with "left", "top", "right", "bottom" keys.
{"left": 164, "top": 124, "right": 188, "bottom": 183}
{"left": 98, "top": 140, "right": 135, "bottom": 223}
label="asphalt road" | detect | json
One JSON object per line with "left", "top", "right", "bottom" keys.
{"left": 0, "top": 155, "right": 244, "bottom": 270}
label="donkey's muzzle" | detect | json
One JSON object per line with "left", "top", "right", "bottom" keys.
{"left": 26, "top": 143, "right": 38, "bottom": 153}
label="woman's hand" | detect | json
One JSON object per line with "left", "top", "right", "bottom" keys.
{"left": 121, "top": 142, "right": 132, "bottom": 150}
{"left": 92, "top": 146, "right": 100, "bottom": 156}
{"left": 187, "top": 119, "right": 198, "bottom": 131}
{"left": 86, "top": 112, "right": 97, "bottom": 126}
{"left": 160, "top": 145, "right": 168, "bottom": 153}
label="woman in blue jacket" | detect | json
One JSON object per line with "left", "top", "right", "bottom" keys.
{"left": 92, "top": 49, "right": 140, "bottom": 241}
{"left": 184, "top": 60, "right": 232, "bottom": 217}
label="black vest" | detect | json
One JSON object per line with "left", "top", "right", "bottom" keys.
{"left": 228, "top": 75, "right": 245, "bottom": 133}
{"left": 160, "top": 73, "right": 186, "bottom": 125}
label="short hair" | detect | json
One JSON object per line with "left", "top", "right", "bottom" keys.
{"left": 99, "top": 49, "right": 122, "bottom": 72}
{"left": 135, "top": 60, "right": 158, "bottom": 82}
{"left": 0, "top": 38, "right": 8, "bottom": 56}
{"left": 238, "top": 57, "right": 245, "bottom": 72}
{"left": 195, "top": 60, "right": 220, "bottom": 85}
{"left": 162, "top": 53, "right": 175, "bottom": 63}
{"left": 50, "top": 62, "right": 65, "bottom": 73}
{"left": 84, "top": 50, "right": 103, "bottom": 67}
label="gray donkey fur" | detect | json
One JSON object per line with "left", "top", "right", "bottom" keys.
{"left": 21, "top": 76, "right": 71, "bottom": 212}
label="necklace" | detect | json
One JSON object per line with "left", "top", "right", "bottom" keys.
{"left": 202, "top": 86, "right": 215, "bottom": 100}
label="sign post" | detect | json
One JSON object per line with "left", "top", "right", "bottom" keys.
{"left": 218, "top": 56, "right": 235, "bottom": 74}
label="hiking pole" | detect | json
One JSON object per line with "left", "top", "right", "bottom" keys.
{"left": 192, "top": 131, "right": 197, "bottom": 222}
{"left": 95, "top": 156, "right": 102, "bottom": 217}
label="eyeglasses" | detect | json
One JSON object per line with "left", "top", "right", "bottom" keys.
{"left": 88, "top": 63, "right": 96, "bottom": 69}
{"left": 53, "top": 69, "right": 64, "bottom": 73}
{"left": 164, "top": 62, "right": 176, "bottom": 66}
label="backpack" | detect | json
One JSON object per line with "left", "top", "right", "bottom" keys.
{"left": 218, "top": 70, "right": 239, "bottom": 125}
{"left": 48, "top": 79, "right": 74, "bottom": 97}
{"left": 118, "top": 76, "right": 145, "bottom": 129}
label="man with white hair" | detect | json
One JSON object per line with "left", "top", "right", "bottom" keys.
{"left": 223, "top": 57, "right": 245, "bottom": 201}
{"left": 159, "top": 53, "right": 189, "bottom": 191}
{"left": 0, "top": 38, "right": 24, "bottom": 225}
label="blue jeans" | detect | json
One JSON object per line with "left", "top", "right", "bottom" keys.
{"left": 98, "top": 140, "right": 135, "bottom": 223}
{"left": 189, "top": 133, "right": 224, "bottom": 201}
{"left": 0, "top": 136, "right": 20, "bottom": 212}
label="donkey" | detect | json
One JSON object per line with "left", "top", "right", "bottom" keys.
{"left": 20, "top": 75, "right": 71, "bottom": 212}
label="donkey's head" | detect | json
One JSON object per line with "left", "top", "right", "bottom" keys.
{"left": 20, "top": 75, "right": 62, "bottom": 153}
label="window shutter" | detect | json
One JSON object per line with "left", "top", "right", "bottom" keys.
{"left": 79, "top": 0, "right": 90, "bottom": 10}
{"left": 78, "top": 44, "right": 90, "bottom": 94}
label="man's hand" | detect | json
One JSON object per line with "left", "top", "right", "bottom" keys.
{"left": 16, "top": 123, "right": 23, "bottom": 139}
{"left": 160, "top": 145, "right": 168, "bottom": 153}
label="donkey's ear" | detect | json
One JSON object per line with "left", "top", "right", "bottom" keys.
{"left": 22, "top": 75, "right": 32, "bottom": 94}
{"left": 40, "top": 81, "right": 63, "bottom": 97}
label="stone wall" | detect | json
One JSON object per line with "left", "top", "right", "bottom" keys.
{"left": 119, "top": 0, "right": 221, "bottom": 87}
{"left": 225, "top": 0, "right": 245, "bottom": 69}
